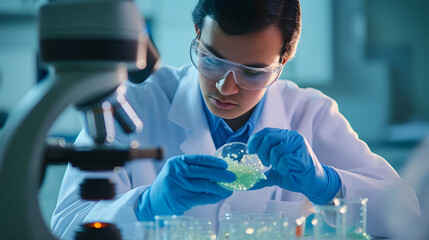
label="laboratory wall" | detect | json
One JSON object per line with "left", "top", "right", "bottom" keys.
{"left": 366, "top": 0, "right": 429, "bottom": 124}
{"left": 0, "top": 0, "right": 428, "bottom": 231}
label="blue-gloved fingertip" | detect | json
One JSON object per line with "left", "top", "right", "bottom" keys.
{"left": 248, "top": 169, "right": 277, "bottom": 190}
{"left": 247, "top": 145, "right": 256, "bottom": 154}
{"left": 260, "top": 157, "right": 271, "bottom": 167}
{"left": 216, "top": 157, "right": 229, "bottom": 170}
{"left": 185, "top": 155, "right": 229, "bottom": 169}
{"left": 247, "top": 134, "right": 261, "bottom": 155}
{"left": 225, "top": 170, "right": 237, "bottom": 183}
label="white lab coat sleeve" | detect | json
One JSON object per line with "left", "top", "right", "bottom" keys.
{"left": 310, "top": 96, "right": 420, "bottom": 237}
{"left": 50, "top": 130, "right": 148, "bottom": 240}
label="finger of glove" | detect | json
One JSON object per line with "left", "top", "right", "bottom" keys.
{"left": 185, "top": 179, "right": 234, "bottom": 198}
{"left": 248, "top": 128, "right": 282, "bottom": 167}
{"left": 273, "top": 132, "right": 311, "bottom": 174}
{"left": 282, "top": 130, "right": 306, "bottom": 151}
{"left": 270, "top": 139, "right": 302, "bottom": 174}
{"left": 248, "top": 128, "right": 277, "bottom": 155}
{"left": 249, "top": 169, "right": 279, "bottom": 190}
{"left": 269, "top": 142, "right": 292, "bottom": 173}
{"left": 255, "top": 131, "right": 285, "bottom": 167}
{"left": 275, "top": 155, "right": 292, "bottom": 175}
{"left": 282, "top": 151, "right": 311, "bottom": 174}
{"left": 182, "top": 164, "right": 237, "bottom": 183}
{"left": 182, "top": 155, "right": 229, "bottom": 169}
{"left": 160, "top": 177, "right": 232, "bottom": 206}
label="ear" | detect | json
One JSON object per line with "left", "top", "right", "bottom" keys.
{"left": 280, "top": 55, "right": 288, "bottom": 65}
{"left": 194, "top": 24, "right": 201, "bottom": 36}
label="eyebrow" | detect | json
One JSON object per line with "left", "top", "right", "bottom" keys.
{"left": 201, "top": 41, "right": 271, "bottom": 68}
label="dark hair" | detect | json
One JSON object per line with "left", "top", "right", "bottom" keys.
{"left": 192, "top": 0, "right": 302, "bottom": 60}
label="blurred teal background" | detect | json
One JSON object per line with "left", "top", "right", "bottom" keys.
{"left": 0, "top": 0, "right": 428, "bottom": 229}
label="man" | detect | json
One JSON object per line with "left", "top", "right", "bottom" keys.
{"left": 52, "top": 0, "right": 420, "bottom": 239}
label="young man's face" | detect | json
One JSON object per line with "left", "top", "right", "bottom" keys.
{"left": 197, "top": 17, "right": 285, "bottom": 120}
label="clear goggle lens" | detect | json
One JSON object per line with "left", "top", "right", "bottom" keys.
{"left": 190, "top": 38, "right": 283, "bottom": 90}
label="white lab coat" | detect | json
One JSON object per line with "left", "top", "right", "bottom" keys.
{"left": 51, "top": 64, "right": 420, "bottom": 240}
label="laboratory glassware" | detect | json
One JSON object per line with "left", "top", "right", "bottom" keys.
{"left": 191, "top": 218, "right": 216, "bottom": 240}
{"left": 336, "top": 198, "right": 370, "bottom": 239}
{"left": 135, "top": 221, "right": 155, "bottom": 240}
{"left": 218, "top": 213, "right": 253, "bottom": 240}
{"left": 214, "top": 142, "right": 267, "bottom": 191}
{"left": 251, "top": 211, "right": 285, "bottom": 240}
{"left": 155, "top": 215, "right": 194, "bottom": 240}
{"left": 312, "top": 199, "right": 347, "bottom": 239}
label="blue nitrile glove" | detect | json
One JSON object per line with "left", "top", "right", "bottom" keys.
{"left": 135, "top": 154, "right": 236, "bottom": 220}
{"left": 248, "top": 128, "right": 341, "bottom": 204}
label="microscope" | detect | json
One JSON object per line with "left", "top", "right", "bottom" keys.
{"left": 0, "top": 0, "right": 161, "bottom": 239}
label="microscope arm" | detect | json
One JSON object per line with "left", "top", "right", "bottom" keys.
{"left": 0, "top": 67, "right": 125, "bottom": 239}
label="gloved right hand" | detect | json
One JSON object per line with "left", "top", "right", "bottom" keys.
{"left": 135, "top": 154, "right": 236, "bottom": 220}
{"left": 247, "top": 128, "right": 341, "bottom": 205}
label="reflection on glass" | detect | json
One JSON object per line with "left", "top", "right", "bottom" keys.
{"left": 337, "top": 198, "right": 370, "bottom": 239}
{"left": 218, "top": 211, "right": 305, "bottom": 240}
{"left": 312, "top": 201, "right": 347, "bottom": 239}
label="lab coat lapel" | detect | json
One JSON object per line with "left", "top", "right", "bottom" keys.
{"left": 253, "top": 82, "right": 291, "bottom": 134}
{"left": 180, "top": 120, "right": 216, "bottom": 155}
{"left": 168, "top": 66, "right": 216, "bottom": 155}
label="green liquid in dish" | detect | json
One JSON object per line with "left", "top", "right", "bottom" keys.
{"left": 346, "top": 231, "right": 371, "bottom": 239}
{"left": 218, "top": 154, "right": 266, "bottom": 191}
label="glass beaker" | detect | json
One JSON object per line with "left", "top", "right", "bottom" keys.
{"left": 192, "top": 218, "right": 216, "bottom": 240}
{"left": 135, "top": 221, "right": 155, "bottom": 240}
{"left": 278, "top": 217, "right": 295, "bottom": 239}
{"left": 312, "top": 201, "right": 347, "bottom": 239}
{"left": 337, "top": 198, "right": 370, "bottom": 239}
{"left": 154, "top": 215, "right": 194, "bottom": 240}
{"left": 218, "top": 213, "right": 253, "bottom": 240}
{"left": 251, "top": 212, "right": 284, "bottom": 240}
{"left": 214, "top": 142, "right": 266, "bottom": 191}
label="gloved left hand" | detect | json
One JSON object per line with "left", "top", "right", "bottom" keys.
{"left": 135, "top": 154, "right": 236, "bottom": 220}
{"left": 248, "top": 128, "right": 341, "bottom": 204}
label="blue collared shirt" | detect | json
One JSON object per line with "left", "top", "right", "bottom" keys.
{"left": 202, "top": 94, "right": 266, "bottom": 150}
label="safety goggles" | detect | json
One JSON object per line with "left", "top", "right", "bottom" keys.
{"left": 190, "top": 37, "right": 284, "bottom": 90}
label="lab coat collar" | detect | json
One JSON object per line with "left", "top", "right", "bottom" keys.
{"left": 252, "top": 82, "right": 290, "bottom": 134}
{"left": 168, "top": 65, "right": 216, "bottom": 155}
{"left": 168, "top": 65, "right": 203, "bottom": 130}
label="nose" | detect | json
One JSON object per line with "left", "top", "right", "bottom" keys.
{"left": 215, "top": 72, "right": 239, "bottom": 95}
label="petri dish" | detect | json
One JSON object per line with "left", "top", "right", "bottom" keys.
{"left": 215, "top": 142, "right": 267, "bottom": 191}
